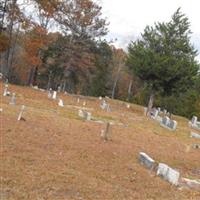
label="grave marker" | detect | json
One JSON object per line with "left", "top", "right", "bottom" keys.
{"left": 17, "top": 105, "right": 25, "bottom": 121}
{"left": 9, "top": 93, "right": 16, "bottom": 105}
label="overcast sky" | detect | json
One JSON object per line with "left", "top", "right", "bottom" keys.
{"left": 100, "top": 0, "right": 200, "bottom": 61}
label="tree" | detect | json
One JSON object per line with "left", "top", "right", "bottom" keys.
{"left": 127, "top": 8, "right": 199, "bottom": 115}
{"left": 90, "top": 41, "right": 113, "bottom": 97}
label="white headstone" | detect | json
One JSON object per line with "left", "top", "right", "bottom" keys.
{"left": 58, "top": 99, "right": 64, "bottom": 107}
{"left": 9, "top": 93, "right": 16, "bottom": 105}
{"left": 83, "top": 101, "right": 86, "bottom": 106}
{"left": 191, "top": 132, "right": 200, "bottom": 139}
{"left": 77, "top": 98, "right": 80, "bottom": 103}
{"left": 17, "top": 105, "right": 25, "bottom": 121}
{"left": 157, "top": 163, "right": 180, "bottom": 186}
{"left": 139, "top": 152, "right": 155, "bottom": 169}
{"left": 52, "top": 91, "right": 57, "bottom": 100}
{"left": 3, "top": 85, "right": 8, "bottom": 96}
{"left": 191, "top": 116, "right": 198, "bottom": 125}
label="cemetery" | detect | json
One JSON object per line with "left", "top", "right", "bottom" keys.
{"left": 0, "top": 82, "right": 200, "bottom": 199}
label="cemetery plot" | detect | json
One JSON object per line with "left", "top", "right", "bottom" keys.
{"left": 0, "top": 82, "right": 200, "bottom": 200}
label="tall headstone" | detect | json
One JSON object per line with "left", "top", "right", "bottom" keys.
{"left": 101, "top": 122, "right": 111, "bottom": 141}
{"left": 48, "top": 88, "right": 52, "bottom": 98}
{"left": 3, "top": 85, "right": 8, "bottom": 96}
{"left": 17, "top": 105, "right": 25, "bottom": 121}
{"left": 52, "top": 91, "right": 57, "bottom": 100}
{"left": 9, "top": 93, "right": 16, "bottom": 105}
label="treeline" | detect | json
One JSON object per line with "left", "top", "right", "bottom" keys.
{"left": 0, "top": 1, "right": 199, "bottom": 118}
{"left": 0, "top": 0, "right": 135, "bottom": 99}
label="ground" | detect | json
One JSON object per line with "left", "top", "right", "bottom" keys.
{"left": 0, "top": 82, "right": 200, "bottom": 200}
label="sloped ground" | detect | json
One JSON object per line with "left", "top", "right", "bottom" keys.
{"left": 0, "top": 82, "right": 200, "bottom": 200}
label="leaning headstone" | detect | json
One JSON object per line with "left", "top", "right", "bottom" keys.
{"left": 101, "top": 122, "right": 111, "bottom": 141}
{"left": 139, "top": 152, "right": 156, "bottom": 170}
{"left": 157, "top": 163, "right": 180, "bottom": 186}
{"left": 17, "top": 105, "right": 25, "bottom": 121}
{"left": 191, "top": 132, "right": 200, "bottom": 139}
{"left": 58, "top": 99, "right": 64, "bottom": 107}
{"left": 9, "top": 93, "right": 16, "bottom": 105}
{"left": 52, "top": 91, "right": 57, "bottom": 100}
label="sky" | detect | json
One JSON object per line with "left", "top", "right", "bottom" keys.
{"left": 100, "top": 0, "right": 200, "bottom": 61}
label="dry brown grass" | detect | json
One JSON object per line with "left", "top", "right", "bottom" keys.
{"left": 0, "top": 82, "right": 200, "bottom": 200}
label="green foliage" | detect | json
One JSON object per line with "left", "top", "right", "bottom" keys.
{"left": 89, "top": 41, "right": 113, "bottom": 97}
{"left": 127, "top": 8, "right": 199, "bottom": 96}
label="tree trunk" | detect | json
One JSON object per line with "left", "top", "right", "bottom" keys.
{"left": 127, "top": 80, "right": 133, "bottom": 101}
{"left": 146, "top": 92, "right": 154, "bottom": 116}
{"left": 111, "top": 65, "right": 121, "bottom": 99}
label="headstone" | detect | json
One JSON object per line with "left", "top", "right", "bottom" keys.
{"left": 48, "top": 89, "right": 52, "bottom": 98}
{"left": 157, "top": 163, "right": 180, "bottom": 186}
{"left": 58, "top": 99, "right": 64, "bottom": 107}
{"left": 52, "top": 91, "right": 57, "bottom": 100}
{"left": 17, "top": 105, "right": 25, "bottom": 121}
{"left": 157, "top": 107, "right": 161, "bottom": 112}
{"left": 101, "top": 122, "right": 111, "bottom": 141}
{"left": 168, "top": 120, "right": 177, "bottom": 130}
{"left": 191, "top": 116, "right": 198, "bottom": 125}
{"left": 139, "top": 152, "right": 156, "bottom": 170}
{"left": 0, "top": 108, "right": 3, "bottom": 112}
{"left": 126, "top": 104, "right": 130, "bottom": 109}
{"left": 163, "top": 109, "right": 167, "bottom": 115}
{"left": 3, "top": 85, "right": 9, "bottom": 96}
{"left": 77, "top": 98, "right": 80, "bottom": 104}
{"left": 9, "top": 93, "right": 16, "bottom": 105}
{"left": 83, "top": 101, "right": 86, "bottom": 106}
{"left": 151, "top": 108, "right": 159, "bottom": 119}
{"left": 78, "top": 110, "right": 91, "bottom": 120}
{"left": 191, "top": 132, "right": 200, "bottom": 139}
{"left": 162, "top": 116, "right": 170, "bottom": 126}
{"left": 99, "top": 96, "right": 102, "bottom": 100}
{"left": 57, "top": 86, "right": 61, "bottom": 92}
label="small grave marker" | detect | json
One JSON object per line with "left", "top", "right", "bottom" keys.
{"left": 9, "top": 93, "right": 16, "bottom": 105}
{"left": 17, "top": 105, "right": 25, "bottom": 121}
{"left": 58, "top": 99, "right": 64, "bottom": 107}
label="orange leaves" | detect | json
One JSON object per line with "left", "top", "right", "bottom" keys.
{"left": 23, "top": 26, "right": 48, "bottom": 67}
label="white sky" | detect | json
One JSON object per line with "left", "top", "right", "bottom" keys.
{"left": 100, "top": 0, "right": 200, "bottom": 61}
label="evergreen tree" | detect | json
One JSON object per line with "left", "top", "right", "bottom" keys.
{"left": 127, "top": 8, "right": 199, "bottom": 115}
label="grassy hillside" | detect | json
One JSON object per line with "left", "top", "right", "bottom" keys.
{"left": 0, "top": 82, "right": 200, "bottom": 200}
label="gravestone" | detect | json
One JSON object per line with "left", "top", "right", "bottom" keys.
{"left": 17, "top": 105, "right": 25, "bottom": 121}
{"left": 3, "top": 85, "right": 10, "bottom": 96}
{"left": 162, "top": 116, "right": 170, "bottom": 126}
{"left": 78, "top": 110, "right": 91, "bottom": 120}
{"left": 57, "top": 86, "right": 61, "bottom": 92}
{"left": 126, "top": 104, "right": 130, "bottom": 109}
{"left": 48, "top": 88, "right": 52, "bottom": 98}
{"left": 191, "top": 116, "right": 198, "bottom": 125}
{"left": 157, "top": 163, "right": 180, "bottom": 186}
{"left": 52, "top": 91, "right": 57, "bottom": 100}
{"left": 191, "top": 132, "right": 200, "bottom": 139}
{"left": 9, "top": 93, "right": 16, "bottom": 105}
{"left": 150, "top": 108, "right": 159, "bottom": 119}
{"left": 77, "top": 98, "right": 80, "bottom": 104}
{"left": 139, "top": 152, "right": 156, "bottom": 170}
{"left": 101, "top": 122, "right": 111, "bottom": 141}
{"left": 58, "top": 99, "right": 64, "bottom": 107}
{"left": 83, "top": 101, "right": 86, "bottom": 106}
{"left": 168, "top": 120, "right": 177, "bottom": 130}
